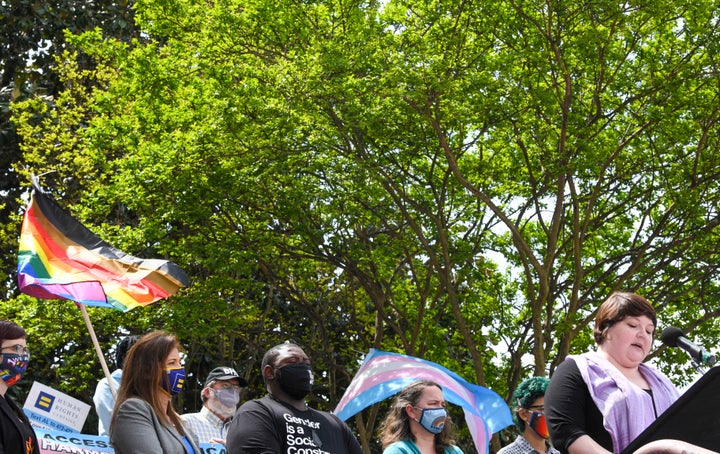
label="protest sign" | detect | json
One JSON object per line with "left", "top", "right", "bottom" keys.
{"left": 24, "top": 381, "right": 91, "bottom": 433}
{"left": 34, "top": 427, "right": 227, "bottom": 454}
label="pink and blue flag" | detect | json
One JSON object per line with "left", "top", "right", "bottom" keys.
{"left": 334, "top": 349, "right": 512, "bottom": 453}
{"left": 17, "top": 182, "right": 189, "bottom": 311}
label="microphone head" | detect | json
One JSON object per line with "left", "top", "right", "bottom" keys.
{"left": 660, "top": 326, "right": 684, "bottom": 347}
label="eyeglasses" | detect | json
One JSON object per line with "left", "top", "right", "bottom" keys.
{"left": 526, "top": 405, "right": 544, "bottom": 413}
{"left": 1, "top": 344, "right": 30, "bottom": 356}
{"left": 214, "top": 383, "right": 242, "bottom": 392}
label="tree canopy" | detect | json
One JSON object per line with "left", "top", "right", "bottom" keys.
{"left": 4, "top": 0, "right": 720, "bottom": 451}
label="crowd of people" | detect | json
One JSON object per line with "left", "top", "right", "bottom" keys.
{"left": 1, "top": 291, "right": 717, "bottom": 453}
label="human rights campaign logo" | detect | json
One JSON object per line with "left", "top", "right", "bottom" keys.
{"left": 34, "top": 391, "right": 55, "bottom": 413}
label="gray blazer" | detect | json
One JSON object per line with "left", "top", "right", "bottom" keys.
{"left": 111, "top": 397, "right": 200, "bottom": 454}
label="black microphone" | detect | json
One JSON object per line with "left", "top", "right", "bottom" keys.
{"left": 660, "top": 326, "right": 717, "bottom": 366}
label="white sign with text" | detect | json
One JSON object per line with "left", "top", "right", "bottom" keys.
{"left": 23, "top": 381, "right": 91, "bottom": 433}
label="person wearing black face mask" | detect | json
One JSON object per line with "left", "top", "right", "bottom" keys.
{"left": 226, "top": 342, "right": 363, "bottom": 454}
{"left": 0, "top": 320, "right": 39, "bottom": 454}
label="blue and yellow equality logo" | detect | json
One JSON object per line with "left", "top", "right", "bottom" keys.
{"left": 34, "top": 391, "right": 55, "bottom": 412}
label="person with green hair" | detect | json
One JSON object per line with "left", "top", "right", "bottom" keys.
{"left": 498, "top": 376, "right": 560, "bottom": 454}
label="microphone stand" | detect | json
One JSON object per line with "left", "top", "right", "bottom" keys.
{"left": 691, "top": 358, "right": 709, "bottom": 375}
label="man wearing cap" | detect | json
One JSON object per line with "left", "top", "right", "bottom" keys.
{"left": 181, "top": 366, "right": 247, "bottom": 445}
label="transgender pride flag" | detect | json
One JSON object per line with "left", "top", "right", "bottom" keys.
{"left": 17, "top": 181, "right": 189, "bottom": 311}
{"left": 334, "top": 349, "right": 512, "bottom": 454}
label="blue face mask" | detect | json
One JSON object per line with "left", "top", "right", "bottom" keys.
{"left": 414, "top": 407, "right": 447, "bottom": 434}
{"left": 163, "top": 367, "right": 186, "bottom": 396}
{"left": 0, "top": 353, "right": 29, "bottom": 387}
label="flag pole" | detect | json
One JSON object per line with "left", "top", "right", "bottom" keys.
{"left": 78, "top": 303, "right": 117, "bottom": 396}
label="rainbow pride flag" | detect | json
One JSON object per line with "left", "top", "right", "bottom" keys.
{"left": 17, "top": 186, "right": 189, "bottom": 311}
{"left": 334, "top": 349, "right": 512, "bottom": 454}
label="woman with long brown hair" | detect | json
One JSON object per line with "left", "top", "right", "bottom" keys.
{"left": 379, "top": 379, "right": 463, "bottom": 454}
{"left": 110, "top": 331, "right": 199, "bottom": 454}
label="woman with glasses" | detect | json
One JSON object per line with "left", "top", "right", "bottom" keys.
{"left": 110, "top": 331, "right": 200, "bottom": 454}
{"left": 498, "top": 376, "right": 559, "bottom": 454}
{"left": 379, "top": 379, "right": 463, "bottom": 454}
{"left": 0, "top": 319, "right": 39, "bottom": 454}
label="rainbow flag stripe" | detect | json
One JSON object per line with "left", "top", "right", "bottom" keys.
{"left": 17, "top": 189, "right": 189, "bottom": 311}
{"left": 333, "top": 349, "right": 512, "bottom": 454}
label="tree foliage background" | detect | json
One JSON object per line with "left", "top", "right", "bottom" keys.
{"left": 3, "top": 0, "right": 720, "bottom": 451}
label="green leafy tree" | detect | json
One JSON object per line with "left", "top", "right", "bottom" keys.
{"left": 7, "top": 0, "right": 720, "bottom": 451}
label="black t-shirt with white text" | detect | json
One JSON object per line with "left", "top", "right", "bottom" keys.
{"left": 226, "top": 395, "right": 363, "bottom": 454}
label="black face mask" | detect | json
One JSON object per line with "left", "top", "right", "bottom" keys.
{"left": 275, "top": 362, "right": 314, "bottom": 400}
